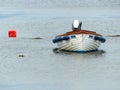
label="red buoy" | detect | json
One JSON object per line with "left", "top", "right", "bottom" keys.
{"left": 8, "top": 29, "right": 17, "bottom": 38}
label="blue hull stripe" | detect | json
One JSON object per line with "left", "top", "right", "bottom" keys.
{"left": 61, "top": 49, "right": 98, "bottom": 53}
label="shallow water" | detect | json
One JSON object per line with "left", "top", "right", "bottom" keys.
{"left": 0, "top": 37, "right": 120, "bottom": 90}
{"left": 0, "top": 0, "right": 120, "bottom": 90}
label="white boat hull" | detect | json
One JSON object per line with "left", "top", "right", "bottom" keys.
{"left": 56, "top": 34, "right": 101, "bottom": 52}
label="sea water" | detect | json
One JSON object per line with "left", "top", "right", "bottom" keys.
{"left": 0, "top": 0, "right": 120, "bottom": 90}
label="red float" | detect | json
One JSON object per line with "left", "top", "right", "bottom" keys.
{"left": 8, "top": 29, "right": 17, "bottom": 38}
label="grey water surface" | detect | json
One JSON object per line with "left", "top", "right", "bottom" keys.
{"left": 0, "top": 0, "right": 120, "bottom": 90}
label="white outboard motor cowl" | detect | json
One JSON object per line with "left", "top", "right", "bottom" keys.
{"left": 72, "top": 20, "right": 82, "bottom": 30}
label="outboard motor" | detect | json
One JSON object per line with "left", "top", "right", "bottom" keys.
{"left": 72, "top": 20, "right": 82, "bottom": 30}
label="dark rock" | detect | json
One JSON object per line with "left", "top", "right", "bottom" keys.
{"left": 19, "top": 54, "right": 24, "bottom": 57}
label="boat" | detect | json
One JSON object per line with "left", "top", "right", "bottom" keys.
{"left": 52, "top": 20, "right": 106, "bottom": 53}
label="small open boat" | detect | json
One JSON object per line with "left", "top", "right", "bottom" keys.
{"left": 52, "top": 20, "right": 106, "bottom": 53}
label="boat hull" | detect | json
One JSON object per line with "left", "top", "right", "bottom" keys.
{"left": 54, "top": 34, "right": 102, "bottom": 52}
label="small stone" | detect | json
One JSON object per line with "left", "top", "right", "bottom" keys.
{"left": 19, "top": 54, "right": 24, "bottom": 57}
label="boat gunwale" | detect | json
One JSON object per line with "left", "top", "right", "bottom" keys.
{"left": 57, "top": 29, "right": 102, "bottom": 36}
